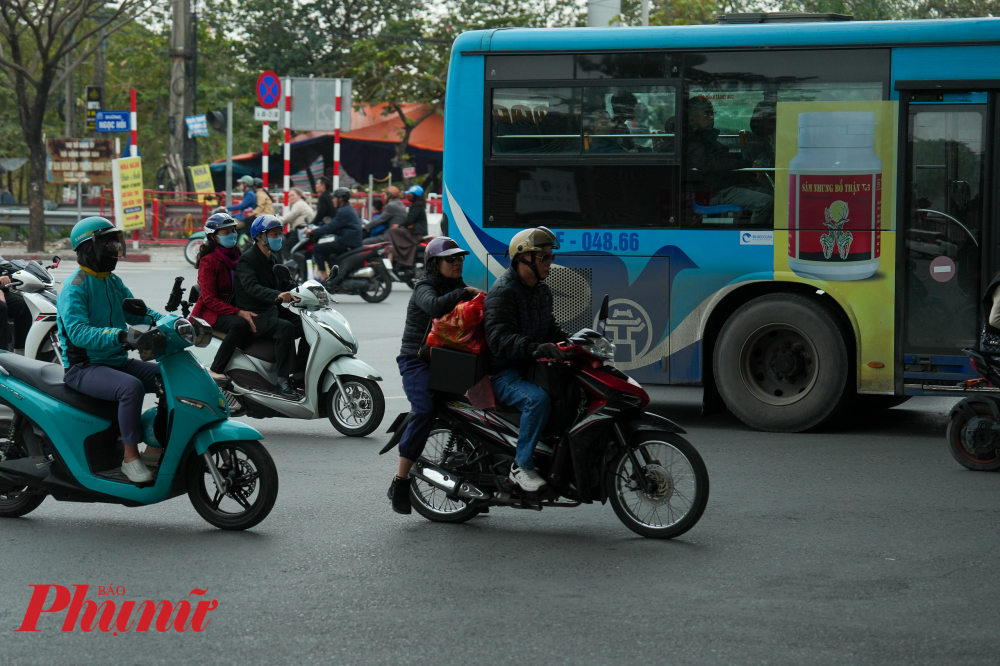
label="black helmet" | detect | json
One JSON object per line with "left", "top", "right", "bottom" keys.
{"left": 253, "top": 177, "right": 263, "bottom": 188}
{"left": 333, "top": 187, "right": 352, "bottom": 200}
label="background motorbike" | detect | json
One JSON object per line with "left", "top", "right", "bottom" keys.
{"left": 0, "top": 299, "right": 278, "bottom": 531}
{"left": 381, "top": 296, "right": 710, "bottom": 539}
{"left": 0, "top": 254, "right": 62, "bottom": 362}
{"left": 945, "top": 348, "right": 1000, "bottom": 471}
{"left": 169, "top": 269, "right": 386, "bottom": 437}
{"left": 283, "top": 225, "right": 393, "bottom": 303}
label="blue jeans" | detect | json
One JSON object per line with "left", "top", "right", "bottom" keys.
{"left": 396, "top": 354, "right": 435, "bottom": 461}
{"left": 64, "top": 359, "right": 161, "bottom": 446}
{"left": 491, "top": 368, "right": 550, "bottom": 470}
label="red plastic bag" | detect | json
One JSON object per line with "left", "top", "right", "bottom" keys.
{"left": 427, "top": 292, "right": 486, "bottom": 355}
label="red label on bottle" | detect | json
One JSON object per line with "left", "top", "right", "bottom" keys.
{"left": 789, "top": 173, "right": 881, "bottom": 263}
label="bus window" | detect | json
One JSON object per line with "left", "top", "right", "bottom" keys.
{"left": 491, "top": 87, "right": 580, "bottom": 155}
{"left": 485, "top": 164, "right": 679, "bottom": 229}
{"left": 581, "top": 86, "right": 676, "bottom": 155}
{"left": 576, "top": 52, "right": 675, "bottom": 79}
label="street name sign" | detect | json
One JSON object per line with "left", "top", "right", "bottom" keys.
{"left": 94, "top": 111, "right": 129, "bottom": 133}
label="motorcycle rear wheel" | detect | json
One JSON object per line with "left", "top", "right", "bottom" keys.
{"left": 608, "top": 432, "right": 709, "bottom": 539}
{"left": 410, "top": 425, "right": 480, "bottom": 524}
{"left": 359, "top": 266, "right": 392, "bottom": 303}
{"left": 946, "top": 400, "right": 1000, "bottom": 471}
{"left": 187, "top": 440, "right": 279, "bottom": 530}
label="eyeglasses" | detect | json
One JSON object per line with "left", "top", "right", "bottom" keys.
{"left": 442, "top": 255, "right": 466, "bottom": 264}
{"left": 536, "top": 253, "right": 555, "bottom": 264}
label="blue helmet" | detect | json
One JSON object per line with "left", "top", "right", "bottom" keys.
{"left": 405, "top": 185, "right": 424, "bottom": 198}
{"left": 205, "top": 211, "right": 237, "bottom": 235}
{"left": 250, "top": 214, "right": 283, "bottom": 239}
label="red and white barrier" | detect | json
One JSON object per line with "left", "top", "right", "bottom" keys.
{"left": 283, "top": 77, "right": 291, "bottom": 208}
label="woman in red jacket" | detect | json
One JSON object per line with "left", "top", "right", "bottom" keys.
{"left": 192, "top": 212, "right": 258, "bottom": 381}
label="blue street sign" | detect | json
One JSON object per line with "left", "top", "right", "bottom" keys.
{"left": 185, "top": 114, "right": 209, "bottom": 138}
{"left": 95, "top": 110, "right": 130, "bottom": 133}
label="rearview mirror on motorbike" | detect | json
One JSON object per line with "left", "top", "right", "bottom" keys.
{"left": 598, "top": 295, "right": 609, "bottom": 334}
{"left": 49, "top": 256, "right": 60, "bottom": 269}
{"left": 273, "top": 264, "right": 292, "bottom": 282}
{"left": 122, "top": 298, "right": 148, "bottom": 318}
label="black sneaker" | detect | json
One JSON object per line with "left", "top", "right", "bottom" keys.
{"left": 387, "top": 476, "right": 412, "bottom": 514}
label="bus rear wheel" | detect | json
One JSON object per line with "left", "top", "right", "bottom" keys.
{"left": 714, "top": 294, "right": 851, "bottom": 433}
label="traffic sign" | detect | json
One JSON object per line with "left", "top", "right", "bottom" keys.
{"left": 94, "top": 110, "right": 130, "bottom": 133}
{"left": 254, "top": 107, "right": 280, "bottom": 122}
{"left": 256, "top": 71, "right": 281, "bottom": 109}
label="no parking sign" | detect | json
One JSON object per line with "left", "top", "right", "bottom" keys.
{"left": 256, "top": 71, "right": 281, "bottom": 109}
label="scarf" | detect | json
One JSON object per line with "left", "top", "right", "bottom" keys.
{"left": 213, "top": 245, "right": 239, "bottom": 289}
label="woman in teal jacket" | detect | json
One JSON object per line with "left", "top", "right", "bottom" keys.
{"left": 56, "top": 217, "right": 166, "bottom": 484}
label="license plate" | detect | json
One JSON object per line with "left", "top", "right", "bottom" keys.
{"left": 382, "top": 258, "right": 393, "bottom": 269}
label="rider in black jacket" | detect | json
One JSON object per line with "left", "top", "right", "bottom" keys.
{"left": 306, "top": 187, "right": 363, "bottom": 282}
{"left": 387, "top": 237, "right": 481, "bottom": 515}
{"left": 233, "top": 215, "right": 305, "bottom": 399}
{"left": 483, "top": 227, "right": 568, "bottom": 493}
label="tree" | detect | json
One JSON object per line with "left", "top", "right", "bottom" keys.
{"left": 0, "top": 0, "right": 151, "bottom": 251}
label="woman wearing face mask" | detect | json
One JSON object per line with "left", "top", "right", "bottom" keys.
{"left": 191, "top": 212, "right": 258, "bottom": 382}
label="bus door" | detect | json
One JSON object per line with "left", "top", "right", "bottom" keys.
{"left": 901, "top": 91, "right": 993, "bottom": 393}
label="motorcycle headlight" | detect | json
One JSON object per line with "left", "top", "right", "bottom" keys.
{"left": 174, "top": 319, "right": 196, "bottom": 345}
{"left": 306, "top": 285, "right": 329, "bottom": 308}
{"left": 582, "top": 337, "right": 616, "bottom": 361}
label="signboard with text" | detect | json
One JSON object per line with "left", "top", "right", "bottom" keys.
{"left": 254, "top": 107, "right": 280, "bottom": 122}
{"left": 185, "top": 115, "right": 209, "bottom": 138}
{"left": 402, "top": 166, "right": 417, "bottom": 179}
{"left": 85, "top": 86, "right": 103, "bottom": 132}
{"left": 112, "top": 157, "right": 146, "bottom": 231}
{"left": 188, "top": 164, "right": 217, "bottom": 204}
{"left": 95, "top": 111, "right": 129, "bottom": 133}
{"left": 46, "top": 138, "right": 114, "bottom": 184}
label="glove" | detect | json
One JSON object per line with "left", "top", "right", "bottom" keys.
{"left": 534, "top": 342, "right": 572, "bottom": 361}
{"left": 124, "top": 327, "right": 153, "bottom": 351}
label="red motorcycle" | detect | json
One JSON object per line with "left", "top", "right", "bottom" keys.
{"left": 382, "top": 297, "right": 709, "bottom": 539}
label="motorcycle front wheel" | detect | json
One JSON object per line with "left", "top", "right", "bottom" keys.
{"left": 409, "top": 425, "right": 480, "bottom": 524}
{"left": 359, "top": 266, "right": 392, "bottom": 303}
{"left": 0, "top": 420, "right": 46, "bottom": 518}
{"left": 184, "top": 238, "right": 204, "bottom": 266}
{"left": 187, "top": 440, "right": 279, "bottom": 530}
{"left": 607, "top": 432, "right": 709, "bottom": 539}
{"left": 327, "top": 376, "right": 385, "bottom": 437}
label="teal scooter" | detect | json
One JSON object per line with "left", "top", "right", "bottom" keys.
{"left": 0, "top": 299, "right": 278, "bottom": 530}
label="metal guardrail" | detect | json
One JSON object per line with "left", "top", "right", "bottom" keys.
{"left": 0, "top": 207, "right": 103, "bottom": 227}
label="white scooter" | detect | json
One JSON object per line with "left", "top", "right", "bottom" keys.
{"left": 0, "top": 255, "right": 62, "bottom": 362}
{"left": 165, "top": 268, "right": 386, "bottom": 437}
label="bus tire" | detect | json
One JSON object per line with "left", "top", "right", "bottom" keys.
{"left": 713, "top": 293, "right": 850, "bottom": 433}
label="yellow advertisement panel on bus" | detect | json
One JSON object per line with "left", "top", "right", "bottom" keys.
{"left": 773, "top": 101, "right": 899, "bottom": 393}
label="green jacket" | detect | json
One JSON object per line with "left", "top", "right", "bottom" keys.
{"left": 56, "top": 268, "right": 164, "bottom": 368}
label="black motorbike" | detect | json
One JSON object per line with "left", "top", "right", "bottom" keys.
{"left": 283, "top": 226, "right": 393, "bottom": 303}
{"left": 380, "top": 297, "right": 709, "bottom": 539}
{"left": 946, "top": 349, "right": 1000, "bottom": 471}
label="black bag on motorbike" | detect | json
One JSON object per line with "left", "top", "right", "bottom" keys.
{"left": 981, "top": 324, "right": 1000, "bottom": 355}
{"left": 525, "top": 361, "right": 583, "bottom": 438}
{"left": 428, "top": 347, "right": 486, "bottom": 395}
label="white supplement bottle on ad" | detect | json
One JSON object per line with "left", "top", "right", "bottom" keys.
{"left": 788, "top": 111, "right": 882, "bottom": 281}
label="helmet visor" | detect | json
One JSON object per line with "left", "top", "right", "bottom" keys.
{"left": 94, "top": 228, "right": 126, "bottom": 260}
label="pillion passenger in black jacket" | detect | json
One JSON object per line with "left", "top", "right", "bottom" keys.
{"left": 387, "top": 237, "right": 481, "bottom": 516}
{"left": 232, "top": 224, "right": 308, "bottom": 395}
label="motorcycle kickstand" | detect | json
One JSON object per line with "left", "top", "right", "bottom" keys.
{"left": 203, "top": 452, "right": 230, "bottom": 494}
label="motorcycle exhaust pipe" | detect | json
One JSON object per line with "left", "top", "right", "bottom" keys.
{"left": 411, "top": 460, "right": 487, "bottom": 500}
{"left": 350, "top": 266, "right": 375, "bottom": 278}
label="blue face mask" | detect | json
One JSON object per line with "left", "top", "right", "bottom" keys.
{"left": 218, "top": 233, "right": 237, "bottom": 248}
{"left": 267, "top": 236, "right": 283, "bottom": 252}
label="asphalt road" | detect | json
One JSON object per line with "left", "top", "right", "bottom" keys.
{"left": 1, "top": 259, "right": 996, "bottom": 665}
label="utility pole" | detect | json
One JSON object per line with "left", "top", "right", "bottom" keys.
{"left": 169, "top": 0, "right": 195, "bottom": 187}
{"left": 64, "top": 54, "right": 75, "bottom": 137}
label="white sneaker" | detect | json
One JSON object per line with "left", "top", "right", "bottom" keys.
{"left": 121, "top": 459, "right": 154, "bottom": 484}
{"left": 509, "top": 463, "right": 546, "bottom": 492}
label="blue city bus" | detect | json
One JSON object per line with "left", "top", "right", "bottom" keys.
{"left": 441, "top": 14, "right": 1000, "bottom": 432}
